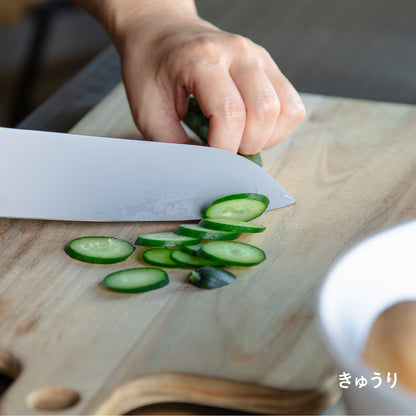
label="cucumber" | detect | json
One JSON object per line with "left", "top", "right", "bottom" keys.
{"left": 142, "top": 248, "right": 180, "bottom": 267}
{"left": 65, "top": 236, "right": 134, "bottom": 264}
{"left": 198, "top": 241, "right": 266, "bottom": 266}
{"left": 175, "top": 224, "right": 240, "bottom": 240}
{"left": 203, "top": 193, "right": 269, "bottom": 221}
{"left": 135, "top": 232, "right": 200, "bottom": 247}
{"left": 183, "top": 97, "right": 263, "bottom": 167}
{"left": 199, "top": 218, "right": 266, "bottom": 233}
{"left": 103, "top": 268, "right": 169, "bottom": 293}
{"left": 180, "top": 243, "right": 204, "bottom": 256}
{"left": 189, "top": 266, "right": 236, "bottom": 289}
{"left": 242, "top": 153, "right": 263, "bottom": 167}
{"left": 182, "top": 97, "right": 209, "bottom": 143}
{"left": 170, "top": 250, "right": 225, "bottom": 267}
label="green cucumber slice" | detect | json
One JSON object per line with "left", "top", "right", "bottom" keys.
{"left": 180, "top": 243, "right": 204, "bottom": 256}
{"left": 189, "top": 266, "right": 236, "bottom": 289}
{"left": 170, "top": 250, "right": 225, "bottom": 267}
{"left": 103, "top": 268, "right": 169, "bottom": 293}
{"left": 142, "top": 248, "right": 179, "bottom": 267}
{"left": 65, "top": 236, "right": 134, "bottom": 264}
{"left": 198, "top": 241, "right": 266, "bottom": 266}
{"left": 175, "top": 224, "right": 240, "bottom": 240}
{"left": 203, "top": 193, "right": 269, "bottom": 221}
{"left": 135, "top": 232, "right": 200, "bottom": 247}
{"left": 199, "top": 218, "right": 266, "bottom": 233}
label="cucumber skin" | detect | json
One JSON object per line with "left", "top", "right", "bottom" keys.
{"left": 206, "top": 192, "right": 270, "bottom": 208}
{"left": 183, "top": 97, "right": 209, "bottom": 143}
{"left": 175, "top": 224, "right": 240, "bottom": 241}
{"left": 198, "top": 219, "right": 266, "bottom": 233}
{"left": 65, "top": 237, "right": 135, "bottom": 264}
{"left": 183, "top": 97, "right": 263, "bottom": 167}
{"left": 103, "top": 268, "right": 169, "bottom": 293}
{"left": 189, "top": 266, "right": 236, "bottom": 289}
{"left": 135, "top": 232, "right": 200, "bottom": 248}
{"left": 180, "top": 244, "right": 203, "bottom": 256}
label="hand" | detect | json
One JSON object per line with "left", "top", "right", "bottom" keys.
{"left": 76, "top": 1, "right": 305, "bottom": 155}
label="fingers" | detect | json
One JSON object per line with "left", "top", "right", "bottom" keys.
{"left": 190, "top": 39, "right": 305, "bottom": 155}
{"left": 263, "top": 63, "right": 306, "bottom": 150}
{"left": 125, "top": 79, "right": 192, "bottom": 144}
{"left": 192, "top": 70, "right": 246, "bottom": 154}
{"left": 227, "top": 44, "right": 305, "bottom": 154}
{"left": 229, "top": 63, "right": 280, "bottom": 155}
{"left": 120, "top": 25, "right": 305, "bottom": 152}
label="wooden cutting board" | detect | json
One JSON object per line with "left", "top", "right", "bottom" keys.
{"left": 1, "top": 83, "right": 416, "bottom": 415}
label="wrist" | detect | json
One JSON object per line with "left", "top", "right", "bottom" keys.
{"left": 98, "top": 0, "right": 199, "bottom": 43}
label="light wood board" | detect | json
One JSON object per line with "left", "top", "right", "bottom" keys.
{"left": 1, "top": 83, "right": 416, "bottom": 414}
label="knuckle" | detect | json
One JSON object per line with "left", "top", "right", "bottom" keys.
{"left": 228, "top": 33, "right": 252, "bottom": 52}
{"left": 221, "top": 100, "right": 246, "bottom": 124}
{"left": 256, "top": 95, "right": 281, "bottom": 119}
{"left": 187, "top": 36, "right": 218, "bottom": 59}
{"left": 287, "top": 99, "right": 306, "bottom": 123}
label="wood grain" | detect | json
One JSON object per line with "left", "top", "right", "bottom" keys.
{"left": 1, "top": 84, "right": 416, "bottom": 414}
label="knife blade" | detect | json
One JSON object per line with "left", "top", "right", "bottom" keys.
{"left": 0, "top": 127, "right": 295, "bottom": 221}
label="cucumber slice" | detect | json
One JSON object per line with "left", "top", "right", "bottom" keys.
{"left": 103, "top": 268, "right": 169, "bottom": 293}
{"left": 175, "top": 224, "right": 240, "bottom": 240}
{"left": 65, "top": 236, "right": 135, "bottom": 264}
{"left": 180, "top": 243, "right": 204, "bottom": 256}
{"left": 135, "top": 232, "right": 200, "bottom": 247}
{"left": 199, "top": 218, "right": 266, "bottom": 233}
{"left": 203, "top": 193, "right": 270, "bottom": 221}
{"left": 189, "top": 266, "right": 236, "bottom": 289}
{"left": 198, "top": 241, "right": 266, "bottom": 266}
{"left": 142, "top": 248, "right": 179, "bottom": 267}
{"left": 170, "top": 250, "right": 225, "bottom": 267}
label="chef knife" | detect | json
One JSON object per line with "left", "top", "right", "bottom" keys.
{"left": 0, "top": 127, "right": 295, "bottom": 221}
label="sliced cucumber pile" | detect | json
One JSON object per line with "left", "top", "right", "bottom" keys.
{"left": 65, "top": 236, "right": 135, "bottom": 264}
{"left": 203, "top": 193, "right": 269, "bottom": 221}
{"left": 66, "top": 192, "right": 272, "bottom": 293}
{"left": 103, "top": 268, "right": 169, "bottom": 293}
{"left": 135, "top": 192, "right": 269, "bottom": 286}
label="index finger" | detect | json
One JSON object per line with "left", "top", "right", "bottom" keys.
{"left": 191, "top": 70, "right": 246, "bottom": 153}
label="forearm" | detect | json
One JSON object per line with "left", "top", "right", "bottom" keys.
{"left": 72, "top": 0, "right": 198, "bottom": 40}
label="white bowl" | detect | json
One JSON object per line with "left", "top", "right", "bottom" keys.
{"left": 318, "top": 219, "right": 416, "bottom": 414}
